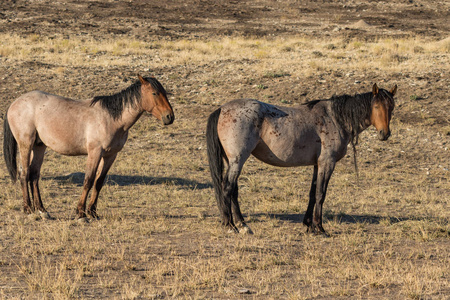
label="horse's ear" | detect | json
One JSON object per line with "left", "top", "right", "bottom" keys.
{"left": 372, "top": 83, "right": 379, "bottom": 95}
{"left": 389, "top": 84, "right": 397, "bottom": 96}
{"left": 138, "top": 75, "right": 148, "bottom": 85}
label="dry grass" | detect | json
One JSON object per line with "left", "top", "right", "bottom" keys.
{"left": 1, "top": 33, "right": 448, "bottom": 77}
{"left": 0, "top": 31, "right": 449, "bottom": 299}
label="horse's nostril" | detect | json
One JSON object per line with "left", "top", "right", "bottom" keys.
{"left": 163, "top": 113, "right": 174, "bottom": 125}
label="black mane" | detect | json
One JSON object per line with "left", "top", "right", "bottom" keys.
{"left": 90, "top": 77, "right": 167, "bottom": 119}
{"left": 331, "top": 92, "right": 373, "bottom": 142}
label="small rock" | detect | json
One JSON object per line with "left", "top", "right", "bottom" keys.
{"left": 27, "top": 214, "right": 41, "bottom": 221}
{"left": 39, "top": 211, "right": 52, "bottom": 220}
{"left": 77, "top": 217, "right": 89, "bottom": 224}
{"left": 238, "top": 288, "right": 252, "bottom": 294}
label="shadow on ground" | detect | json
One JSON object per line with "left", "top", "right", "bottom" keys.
{"left": 259, "top": 213, "right": 429, "bottom": 225}
{"left": 46, "top": 172, "right": 212, "bottom": 190}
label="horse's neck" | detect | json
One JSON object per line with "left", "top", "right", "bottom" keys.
{"left": 115, "top": 106, "right": 144, "bottom": 131}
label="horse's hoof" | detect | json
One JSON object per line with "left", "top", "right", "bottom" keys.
{"left": 308, "top": 225, "right": 330, "bottom": 237}
{"left": 88, "top": 213, "right": 100, "bottom": 220}
{"left": 318, "top": 230, "right": 330, "bottom": 237}
{"left": 77, "top": 217, "right": 89, "bottom": 224}
{"left": 239, "top": 225, "right": 254, "bottom": 235}
{"left": 227, "top": 226, "right": 239, "bottom": 234}
{"left": 39, "top": 211, "right": 53, "bottom": 220}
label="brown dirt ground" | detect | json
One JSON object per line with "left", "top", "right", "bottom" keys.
{"left": 0, "top": 0, "right": 449, "bottom": 120}
{"left": 0, "top": 0, "right": 449, "bottom": 299}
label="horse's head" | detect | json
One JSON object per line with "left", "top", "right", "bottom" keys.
{"left": 138, "top": 75, "right": 174, "bottom": 125}
{"left": 370, "top": 83, "right": 396, "bottom": 141}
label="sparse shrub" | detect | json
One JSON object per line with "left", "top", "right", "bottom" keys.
{"left": 413, "top": 46, "right": 425, "bottom": 53}
{"left": 352, "top": 41, "right": 363, "bottom": 49}
{"left": 312, "top": 50, "right": 324, "bottom": 57}
{"left": 263, "top": 71, "right": 290, "bottom": 78}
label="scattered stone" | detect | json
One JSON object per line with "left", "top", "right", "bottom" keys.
{"left": 240, "top": 225, "right": 254, "bottom": 235}
{"left": 238, "top": 288, "right": 252, "bottom": 294}
{"left": 77, "top": 217, "right": 89, "bottom": 224}
{"left": 39, "top": 211, "right": 52, "bottom": 220}
{"left": 27, "top": 213, "right": 40, "bottom": 221}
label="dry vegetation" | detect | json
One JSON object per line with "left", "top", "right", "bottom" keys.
{"left": 0, "top": 0, "right": 449, "bottom": 299}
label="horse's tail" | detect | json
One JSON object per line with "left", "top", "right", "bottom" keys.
{"left": 3, "top": 113, "right": 18, "bottom": 181}
{"left": 206, "top": 108, "right": 226, "bottom": 215}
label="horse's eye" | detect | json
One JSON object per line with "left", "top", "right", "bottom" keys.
{"left": 152, "top": 92, "right": 157, "bottom": 96}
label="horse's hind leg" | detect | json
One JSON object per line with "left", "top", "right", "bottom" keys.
{"left": 29, "top": 144, "right": 50, "bottom": 219}
{"left": 223, "top": 154, "right": 252, "bottom": 233}
{"left": 230, "top": 183, "right": 253, "bottom": 234}
{"left": 16, "top": 142, "right": 34, "bottom": 214}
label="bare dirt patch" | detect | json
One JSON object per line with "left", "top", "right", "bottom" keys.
{"left": 0, "top": 1, "right": 449, "bottom": 299}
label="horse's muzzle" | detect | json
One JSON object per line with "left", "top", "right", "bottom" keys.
{"left": 378, "top": 129, "right": 391, "bottom": 141}
{"left": 162, "top": 113, "right": 175, "bottom": 125}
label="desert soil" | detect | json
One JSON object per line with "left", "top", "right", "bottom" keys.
{"left": 0, "top": 0, "right": 449, "bottom": 299}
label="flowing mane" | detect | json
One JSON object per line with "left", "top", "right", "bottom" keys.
{"left": 90, "top": 77, "right": 167, "bottom": 119}
{"left": 331, "top": 92, "right": 373, "bottom": 145}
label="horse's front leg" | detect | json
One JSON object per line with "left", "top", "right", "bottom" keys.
{"left": 87, "top": 153, "right": 117, "bottom": 219}
{"left": 77, "top": 149, "right": 103, "bottom": 219}
{"left": 311, "top": 158, "right": 335, "bottom": 235}
{"left": 303, "top": 165, "right": 318, "bottom": 231}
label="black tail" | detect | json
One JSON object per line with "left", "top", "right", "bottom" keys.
{"left": 206, "top": 108, "right": 227, "bottom": 217}
{"left": 3, "top": 113, "right": 18, "bottom": 181}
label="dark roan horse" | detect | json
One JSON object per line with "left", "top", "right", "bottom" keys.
{"left": 207, "top": 83, "right": 397, "bottom": 235}
{"left": 3, "top": 75, "right": 174, "bottom": 220}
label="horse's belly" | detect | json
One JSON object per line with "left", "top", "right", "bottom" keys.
{"left": 39, "top": 133, "right": 88, "bottom": 156}
{"left": 35, "top": 120, "right": 88, "bottom": 155}
{"left": 251, "top": 139, "right": 319, "bottom": 167}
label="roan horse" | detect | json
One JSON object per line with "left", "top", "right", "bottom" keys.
{"left": 3, "top": 75, "right": 174, "bottom": 220}
{"left": 207, "top": 83, "right": 396, "bottom": 235}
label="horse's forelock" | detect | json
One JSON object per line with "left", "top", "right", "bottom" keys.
{"left": 145, "top": 77, "right": 167, "bottom": 98}
{"left": 378, "top": 89, "right": 395, "bottom": 109}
